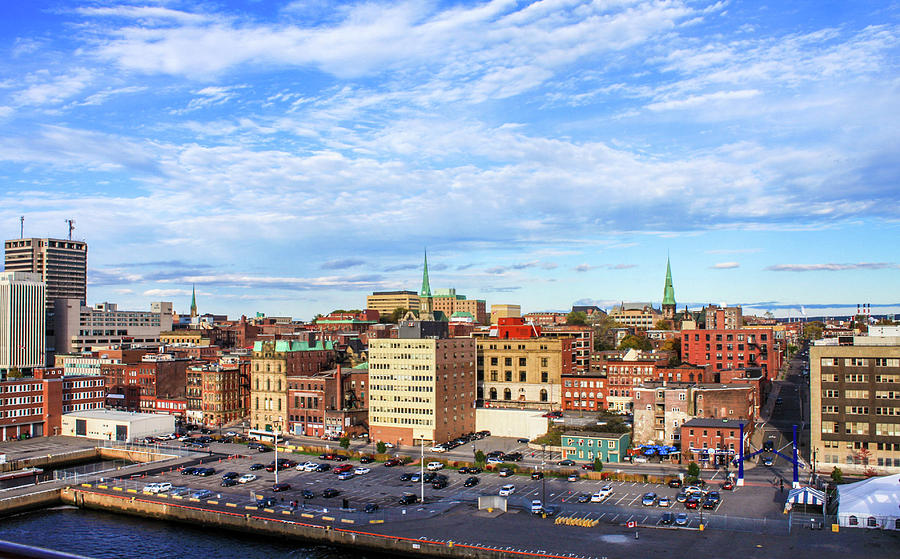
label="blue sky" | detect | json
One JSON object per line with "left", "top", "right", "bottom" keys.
{"left": 1, "top": 1, "right": 898, "bottom": 320}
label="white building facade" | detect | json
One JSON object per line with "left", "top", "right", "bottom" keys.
{"left": 0, "top": 272, "right": 46, "bottom": 374}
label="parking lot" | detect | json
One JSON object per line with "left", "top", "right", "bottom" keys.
{"left": 100, "top": 445, "right": 785, "bottom": 532}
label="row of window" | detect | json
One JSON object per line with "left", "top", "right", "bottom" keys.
{"left": 0, "top": 384, "right": 41, "bottom": 393}
{"left": 486, "top": 388, "right": 549, "bottom": 401}
{"left": 821, "top": 358, "right": 900, "bottom": 367}
{"left": 0, "top": 407, "right": 42, "bottom": 418}
{"left": 62, "top": 402, "right": 102, "bottom": 412}
{"left": 823, "top": 389, "right": 900, "bottom": 399}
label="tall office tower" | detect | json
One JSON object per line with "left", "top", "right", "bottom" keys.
{"left": 4, "top": 238, "right": 88, "bottom": 309}
{"left": 0, "top": 272, "right": 46, "bottom": 375}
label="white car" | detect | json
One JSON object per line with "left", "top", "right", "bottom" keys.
{"left": 426, "top": 462, "right": 444, "bottom": 471}
{"left": 238, "top": 474, "right": 257, "bottom": 484}
{"left": 159, "top": 433, "right": 177, "bottom": 441}
{"left": 591, "top": 485, "right": 613, "bottom": 502}
{"left": 302, "top": 462, "right": 320, "bottom": 472}
{"left": 224, "top": 431, "right": 239, "bottom": 437}
{"left": 531, "top": 499, "right": 543, "bottom": 514}
{"left": 430, "top": 445, "right": 447, "bottom": 453}
{"left": 353, "top": 467, "right": 370, "bottom": 475}
{"left": 499, "top": 484, "right": 516, "bottom": 496}
{"left": 142, "top": 483, "right": 160, "bottom": 493}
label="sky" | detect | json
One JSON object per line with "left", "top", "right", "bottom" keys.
{"left": 1, "top": 0, "right": 898, "bottom": 321}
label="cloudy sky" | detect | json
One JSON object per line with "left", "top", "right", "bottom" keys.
{"left": 2, "top": 1, "right": 898, "bottom": 320}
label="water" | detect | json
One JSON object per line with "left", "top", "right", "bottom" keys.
{"left": 0, "top": 507, "right": 379, "bottom": 559}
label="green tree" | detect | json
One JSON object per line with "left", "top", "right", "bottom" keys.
{"left": 593, "top": 457, "right": 603, "bottom": 472}
{"left": 7, "top": 367, "right": 23, "bottom": 379}
{"left": 474, "top": 450, "right": 486, "bottom": 464}
{"left": 619, "top": 334, "right": 651, "bottom": 351}
{"left": 687, "top": 462, "right": 700, "bottom": 478}
{"left": 389, "top": 307, "right": 408, "bottom": 323}
{"left": 662, "top": 337, "right": 681, "bottom": 365}
{"left": 339, "top": 436, "right": 350, "bottom": 449}
{"left": 566, "top": 311, "right": 588, "bottom": 326}
{"left": 830, "top": 466, "right": 843, "bottom": 483}
{"left": 654, "top": 319, "right": 673, "bottom": 330}
{"left": 376, "top": 441, "right": 387, "bottom": 454}
{"left": 802, "top": 322, "right": 824, "bottom": 340}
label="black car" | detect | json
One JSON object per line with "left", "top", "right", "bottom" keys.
{"left": 222, "top": 471, "right": 240, "bottom": 480}
{"left": 315, "top": 463, "right": 331, "bottom": 472}
{"left": 423, "top": 472, "right": 436, "bottom": 483}
{"left": 464, "top": 476, "right": 479, "bottom": 487}
{"left": 661, "top": 512, "right": 675, "bottom": 525}
{"left": 458, "top": 467, "right": 471, "bottom": 474}
{"left": 359, "top": 456, "right": 375, "bottom": 464}
{"left": 301, "top": 490, "right": 314, "bottom": 499}
{"left": 272, "top": 483, "right": 291, "bottom": 492}
{"left": 467, "top": 467, "right": 482, "bottom": 474}
{"left": 531, "top": 472, "right": 544, "bottom": 480}
{"left": 256, "top": 497, "right": 276, "bottom": 509}
{"left": 332, "top": 454, "right": 348, "bottom": 462}
{"left": 364, "top": 503, "right": 379, "bottom": 513}
{"left": 322, "top": 488, "right": 340, "bottom": 498}
{"left": 558, "top": 459, "right": 575, "bottom": 466}
{"left": 400, "top": 473, "right": 413, "bottom": 481}
{"left": 221, "top": 478, "right": 238, "bottom": 487}
{"left": 516, "top": 438, "right": 530, "bottom": 444}
{"left": 432, "top": 478, "right": 448, "bottom": 489}
{"left": 503, "top": 452, "right": 523, "bottom": 462}
{"left": 249, "top": 463, "right": 265, "bottom": 471}
{"left": 258, "top": 446, "right": 273, "bottom": 453}
{"left": 196, "top": 467, "right": 216, "bottom": 476}
{"left": 668, "top": 479, "right": 683, "bottom": 488}
{"left": 399, "top": 494, "right": 418, "bottom": 505}
{"left": 577, "top": 494, "right": 591, "bottom": 503}
{"left": 180, "top": 467, "right": 199, "bottom": 475}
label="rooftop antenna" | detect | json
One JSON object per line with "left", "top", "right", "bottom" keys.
{"left": 65, "top": 219, "right": 75, "bottom": 240}
{"left": 19, "top": 216, "right": 24, "bottom": 239}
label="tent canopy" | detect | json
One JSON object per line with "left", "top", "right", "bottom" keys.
{"left": 837, "top": 473, "right": 900, "bottom": 529}
{"left": 788, "top": 486, "right": 825, "bottom": 506}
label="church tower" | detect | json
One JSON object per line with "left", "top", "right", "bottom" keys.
{"left": 662, "top": 257, "right": 676, "bottom": 320}
{"left": 190, "top": 284, "right": 198, "bottom": 320}
{"left": 419, "top": 249, "right": 434, "bottom": 320}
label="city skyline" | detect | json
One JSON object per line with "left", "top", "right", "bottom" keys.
{"left": 1, "top": 1, "right": 898, "bottom": 319}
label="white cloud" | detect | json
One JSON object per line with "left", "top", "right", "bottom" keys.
{"left": 765, "top": 262, "right": 896, "bottom": 272}
{"left": 143, "top": 288, "right": 189, "bottom": 297}
{"left": 711, "top": 262, "right": 740, "bottom": 269}
{"left": 13, "top": 68, "right": 94, "bottom": 106}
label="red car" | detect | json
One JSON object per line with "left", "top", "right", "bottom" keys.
{"left": 684, "top": 497, "right": 700, "bottom": 509}
{"left": 333, "top": 464, "right": 353, "bottom": 474}
{"left": 383, "top": 459, "right": 402, "bottom": 467}
{"left": 722, "top": 480, "right": 735, "bottom": 490}
{"left": 581, "top": 464, "right": 594, "bottom": 471}
{"left": 272, "top": 483, "right": 291, "bottom": 492}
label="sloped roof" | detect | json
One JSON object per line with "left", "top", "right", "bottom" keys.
{"left": 838, "top": 473, "right": 900, "bottom": 518}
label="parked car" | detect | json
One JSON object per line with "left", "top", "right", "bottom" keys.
{"left": 668, "top": 478, "right": 683, "bottom": 488}
{"left": 516, "top": 438, "right": 529, "bottom": 444}
{"left": 142, "top": 483, "right": 160, "bottom": 493}
{"left": 249, "top": 463, "right": 265, "bottom": 471}
{"left": 272, "top": 483, "right": 291, "bottom": 492}
{"left": 383, "top": 459, "right": 402, "bottom": 467}
{"left": 531, "top": 500, "right": 543, "bottom": 514}
{"left": 658, "top": 496, "right": 671, "bottom": 507}
{"left": 221, "top": 478, "right": 238, "bottom": 487}
{"left": 675, "top": 513, "right": 688, "bottom": 526}
{"left": 322, "top": 488, "right": 340, "bottom": 498}
{"left": 722, "top": 480, "right": 735, "bottom": 490}
{"left": 503, "top": 452, "right": 523, "bottom": 462}
{"left": 196, "top": 467, "right": 216, "bottom": 476}
{"left": 557, "top": 459, "right": 575, "bottom": 466}
{"left": 430, "top": 445, "right": 448, "bottom": 453}
{"left": 337, "top": 471, "right": 354, "bottom": 480}
{"left": 486, "top": 456, "right": 504, "bottom": 464}
{"left": 675, "top": 491, "right": 688, "bottom": 503}
{"left": 354, "top": 467, "right": 370, "bottom": 475}
{"left": 333, "top": 464, "right": 353, "bottom": 474}
{"left": 256, "top": 497, "right": 276, "bottom": 509}
{"left": 531, "top": 472, "right": 544, "bottom": 480}
{"left": 191, "top": 490, "right": 214, "bottom": 500}
{"left": 464, "top": 476, "right": 480, "bottom": 487}
{"left": 238, "top": 474, "right": 257, "bottom": 484}
{"left": 180, "top": 467, "right": 199, "bottom": 476}
{"left": 222, "top": 471, "right": 240, "bottom": 480}
{"left": 499, "top": 484, "right": 516, "bottom": 496}
{"left": 498, "top": 467, "right": 514, "bottom": 477}
{"left": 580, "top": 464, "right": 594, "bottom": 471}
{"left": 169, "top": 486, "right": 191, "bottom": 497}
{"left": 577, "top": 493, "right": 591, "bottom": 503}
{"left": 423, "top": 472, "right": 437, "bottom": 483}
{"left": 567, "top": 473, "right": 579, "bottom": 482}
{"left": 315, "top": 463, "right": 331, "bottom": 472}
{"left": 592, "top": 485, "right": 613, "bottom": 502}
{"left": 301, "top": 490, "right": 314, "bottom": 499}
{"left": 431, "top": 477, "right": 448, "bottom": 489}
{"left": 661, "top": 512, "right": 675, "bottom": 525}
{"left": 684, "top": 497, "right": 700, "bottom": 509}
{"left": 364, "top": 503, "right": 379, "bottom": 513}
{"left": 641, "top": 492, "right": 658, "bottom": 506}
{"left": 426, "top": 462, "right": 444, "bottom": 471}
{"left": 398, "top": 493, "right": 418, "bottom": 505}
{"left": 359, "top": 456, "right": 375, "bottom": 464}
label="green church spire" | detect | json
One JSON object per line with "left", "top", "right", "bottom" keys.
{"left": 420, "top": 249, "right": 432, "bottom": 297}
{"left": 190, "top": 283, "right": 197, "bottom": 318}
{"left": 662, "top": 257, "right": 676, "bottom": 306}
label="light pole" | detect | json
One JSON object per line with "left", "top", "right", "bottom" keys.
{"left": 541, "top": 444, "right": 547, "bottom": 506}
{"left": 273, "top": 416, "right": 282, "bottom": 487}
{"left": 420, "top": 438, "right": 425, "bottom": 503}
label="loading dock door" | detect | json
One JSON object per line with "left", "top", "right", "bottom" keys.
{"left": 115, "top": 425, "right": 128, "bottom": 441}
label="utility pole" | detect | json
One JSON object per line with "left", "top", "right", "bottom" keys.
{"left": 420, "top": 437, "right": 425, "bottom": 503}
{"left": 541, "top": 444, "right": 546, "bottom": 506}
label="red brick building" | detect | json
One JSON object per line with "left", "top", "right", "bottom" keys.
{"left": 680, "top": 417, "right": 751, "bottom": 467}
{"left": 561, "top": 372, "right": 607, "bottom": 411}
{"left": 0, "top": 369, "right": 105, "bottom": 440}
{"left": 100, "top": 355, "right": 192, "bottom": 414}
{"left": 681, "top": 326, "right": 780, "bottom": 380}
{"left": 541, "top": 324, "right": 594, "bottom": 373}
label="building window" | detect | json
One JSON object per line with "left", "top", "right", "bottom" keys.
{"left": 540, "top": 389, "right": 548, "bottom": 402}
{"left": 503, "top": 388, "right": 512, "bottom": 401}
{"left": 489, "top": 388, "right": 497, "bottom": 400}
{"left": 541, "top": 372, "right": 548, "bottom": 383}
{"left": 505, "top": 371, "right": 512, "bottom": 382}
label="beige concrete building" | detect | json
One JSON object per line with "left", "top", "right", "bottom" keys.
{"left": 810, "top": 337, "right": 900, "bottom": 475}
{"left": 425, "top": 288, "right": 487, "bottom": 324}
{"left": 491, "top": 304, "right": 521, "bottom": 324}
{"left": 477, "top": 337, "right": 573, "bottom": 410}
{"left": 609, "top": 302, "right": 661, "bottom": 330}
{"left": 368, "top": 336, "right": 476, "bottom": 446}
{"left": 54, "top": 300, "right": 173, "bottom": 353}
{"left": 366, "top": 290, "right": 420, "bottom": 318}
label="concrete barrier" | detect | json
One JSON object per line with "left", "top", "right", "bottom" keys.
{"left": 0, "top": 488, "right": 61, "bottom": 516}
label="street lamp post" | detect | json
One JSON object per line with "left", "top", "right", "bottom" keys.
{"left": 541, "top": 444, "right": 547, "bottom": 506}
{"left": 273, "top": 417, "right": 282, "bottom": 486}
{"left": 420, "top": 438, "right": 425, "bottom": 503}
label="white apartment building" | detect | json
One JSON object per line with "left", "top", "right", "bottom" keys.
{"left": 0, "top": 272, "right": 46, "bottom": 374}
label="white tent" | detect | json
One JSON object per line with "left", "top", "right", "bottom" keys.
{"left": 837, "top": 473, "right": 900, "bottom": 530}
